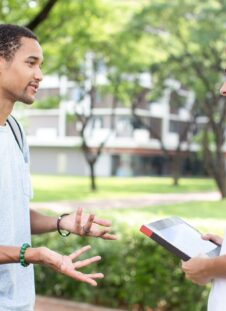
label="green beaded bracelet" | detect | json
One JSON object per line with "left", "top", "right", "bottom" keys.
{"left": 20, "top": 243, "right": 31, "bottom": 267}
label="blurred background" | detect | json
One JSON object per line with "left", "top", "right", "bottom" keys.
{"left": 2, "top": 1, "right": 226, "bottom": 310}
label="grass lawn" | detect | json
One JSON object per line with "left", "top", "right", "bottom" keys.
{"left": 31, "top": 175, "right": 217, "bottom": 202}
{"left": 31, "top": 175, "right": 225, "bottom": 235}
{"left": 105, "top": 200, "right": 226, "bottom": 235}
{"left": 32, "top": 175, "right": 226, "bottom": 234}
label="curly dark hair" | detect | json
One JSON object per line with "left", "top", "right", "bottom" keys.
{"left": 0, "top": 24, "right": 38, "bottom": 62}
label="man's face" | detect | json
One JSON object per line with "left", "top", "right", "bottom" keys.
{"left": 220, "top": 70, "right": 226, "bottom": 96}
{"left": 0, "top": 37, "right": 43, "bottom": 105}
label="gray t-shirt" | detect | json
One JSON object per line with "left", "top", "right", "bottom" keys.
{"left": 0, "top": 123, "right": 35, "bottom": 311}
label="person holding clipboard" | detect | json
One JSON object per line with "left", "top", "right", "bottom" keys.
{"left": 182, "top": 80, "right": 226, "bottom": 311}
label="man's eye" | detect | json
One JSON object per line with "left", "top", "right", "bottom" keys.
{"left": 27, "top": 61, "right": 35, "bottom": 66}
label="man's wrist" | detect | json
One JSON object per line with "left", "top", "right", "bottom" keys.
{"left": 57, "top": 214, "right": 71, "bottom": 237}
{"left": 24, "top": 247, "right": 44, "bottom": 264}
{"left": 205, "top": 257, "right": 218, "bottom": 279}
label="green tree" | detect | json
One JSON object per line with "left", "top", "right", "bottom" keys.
{"left": 100, "top": 8, "right": 198, "bottom": 185}
{"left": 0, "top": 0, "right": 58, "bottom": 29}
{"left": 35, "top": 0, "right": 141, "bottom": 190}
{"left": 119, "top": 0, "right": 226, "bottom": 197}
{"left": 0, "top": 0, "right": 127, "bottom": 190}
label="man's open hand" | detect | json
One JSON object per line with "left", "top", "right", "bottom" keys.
{"left": 39, "top": 245, "right": 104, "bottom": 286}
{"left": 60, "top": 207, "right": 117, "bottom": 240}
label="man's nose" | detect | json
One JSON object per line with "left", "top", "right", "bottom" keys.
{"left": 220, "top": 81, "right": 226, "bottom": 96}
{"left": 34, "top": 67, "right": 43, "bottom": 82}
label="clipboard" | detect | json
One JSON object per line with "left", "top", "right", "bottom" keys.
{"left": 140, "top": 216, "right": 221, "bottom": 261}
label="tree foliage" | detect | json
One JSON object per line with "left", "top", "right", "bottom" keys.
{"left": 115, "top": 0, "right": 226, "bottom": 196}
{"left": 2, "top": 0, "right": 226, "bottom": 195}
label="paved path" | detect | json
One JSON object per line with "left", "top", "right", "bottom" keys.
{"left": 31, "top": 191, "right": 221, "bottom": 213}
{"left": 35, "top": 296, "right": 124, "bottom": 311}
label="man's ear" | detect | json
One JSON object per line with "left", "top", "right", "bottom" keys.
{"left": 0, "top": 56, "right": 4, "bottom": 72}
{"left": 0, "top": 56, "right": 7, "bottom": 72}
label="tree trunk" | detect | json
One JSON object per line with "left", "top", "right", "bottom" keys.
{"left": 202, "top": 125, "right": 226, "bottom": 199}
{"left": 89, "top": 161, "right": 96, "bottom": 191}
{"left": 214, "top": 155, "right": 226, "bottom": 198}
{"left": 215, "top": 175, "right": 226, "bottom": 198}
{"left": 171, "top": 155, "right": 181, "bottom": 186}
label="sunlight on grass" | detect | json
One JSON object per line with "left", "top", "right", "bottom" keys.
{"left": 31, "top": 175, "right": 217, "bottom": 202}
{"left": 31, "top": 175, "right": 224, "bottom": 236}
{"left": 95, "top": 199, "right": 226, "bottom": 237}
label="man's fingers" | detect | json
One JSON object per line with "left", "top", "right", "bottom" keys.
{"left": 93, "top": 228, "right": 111, "bottom": 236}
{"left": 100, "top": 233, "right": 118, "bottom": 240}
{"left": 74, "top": 209, "right": 115, "bottom": 238}
{"left": 83, "top": 214, "right": 95, "bottom": 235}
{"left": 94, "top": 229, "right": 117, "bottom": 240}
{"left": 74, "top": 255, "right": 101, "bottom": 269}
{"left": 85, "top": 228, "right": 117, "bottom": 240}
{"left": 70, "top": 271, "right": 98, "bottom": 286}
{"left": 69, "top": 245, "right": 91, "bottom": 260}
{"left": 75, "top": 207, "right": 83, "bottom": 233}
{"left": 85, "top": 273, "right": 104, "bottom": 279}
{"left": 93, "top": 217, "right": 112, "bottom": 227}
{"left": 89, "top": 228, "right": 117, "bottom": 240}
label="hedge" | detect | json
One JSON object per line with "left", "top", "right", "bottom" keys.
{"left": 32, "top": 223, "right": 210, "bottom": 311}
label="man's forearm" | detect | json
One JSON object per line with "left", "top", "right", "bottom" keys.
{"left": 30, "top": 209, "right": 57, "bottom": 234}
{"left": 0, "top": 246, "right": 21, "bottom": 264}
{"left": 0, "top": 245, "right": 41, "bottom": 264}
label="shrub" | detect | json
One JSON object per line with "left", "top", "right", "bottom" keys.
{"left": 33, "top": 223, "right": 209, "bottom": 311}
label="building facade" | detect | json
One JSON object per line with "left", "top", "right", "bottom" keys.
{"left": 14, "top": 75, "right": 206, "bottom": 177}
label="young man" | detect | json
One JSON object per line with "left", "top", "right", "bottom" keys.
{"left": 0, "top": 24, "right": 116, "bottom": 311}
{"left": 182, "top": 83, "right": 226, "bottom": 310}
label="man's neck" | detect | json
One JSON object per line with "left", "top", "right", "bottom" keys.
{"left": 0, "top": 99, "right": 14, "bottom": 126}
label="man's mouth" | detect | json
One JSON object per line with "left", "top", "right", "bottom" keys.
{"left": 28, "top": 82, "right": 39, "bottom": 93}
